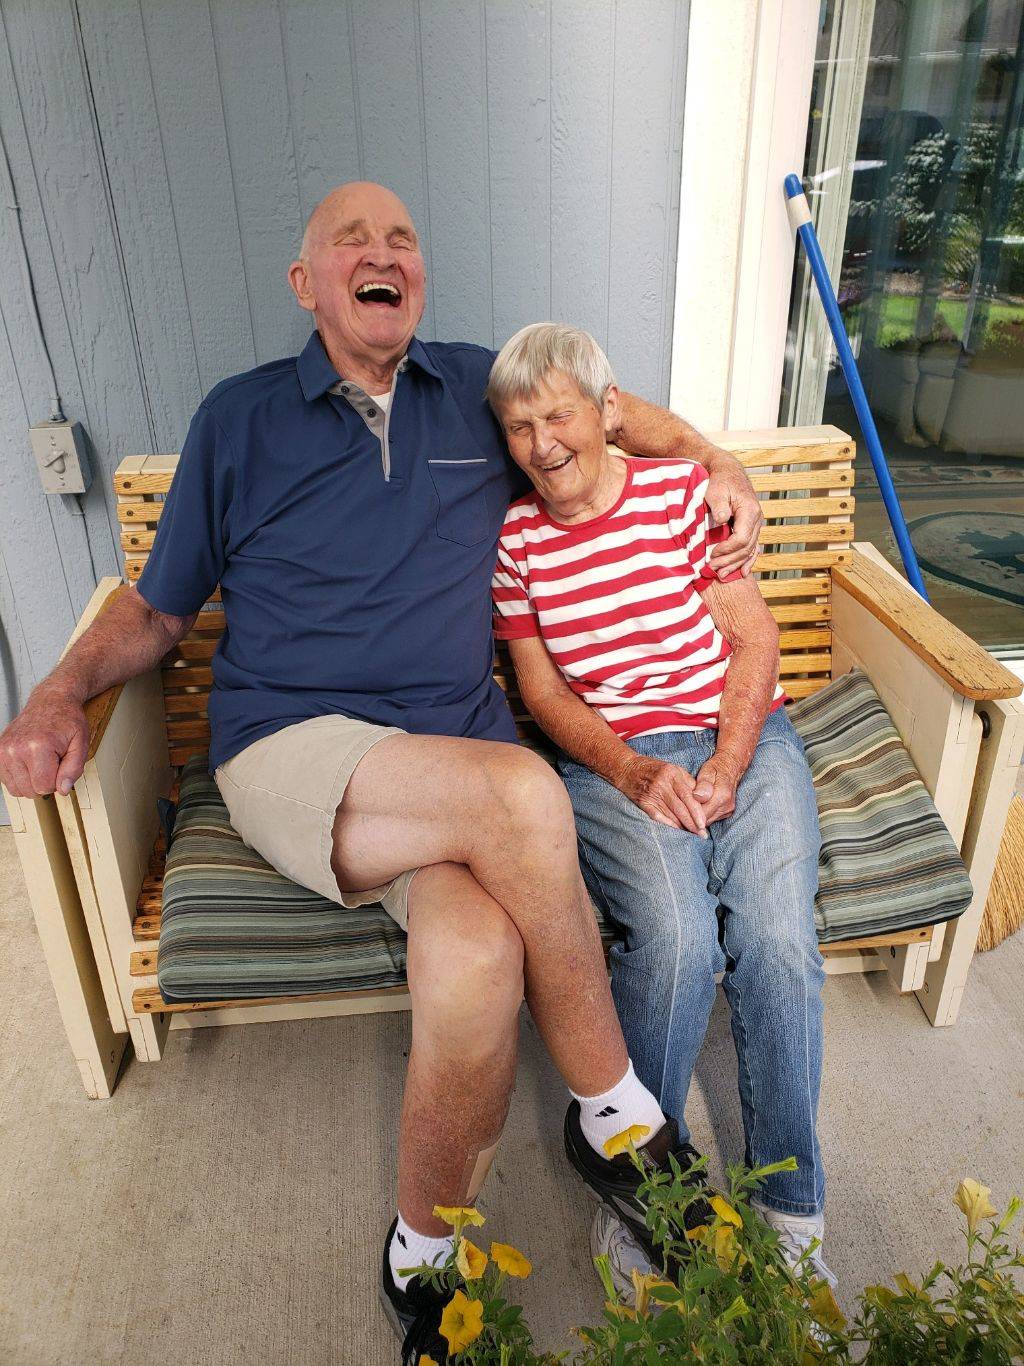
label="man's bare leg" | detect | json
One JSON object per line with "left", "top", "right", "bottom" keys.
{"left": 398, "top": 861, "right": 523, "bottom": 1237}
{"left": 331, "top": 733, "right": 627, "bottom": 1094}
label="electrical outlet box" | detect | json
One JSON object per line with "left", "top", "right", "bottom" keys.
{"left": 29, "top": 420, "right": 92, "bottom": 495}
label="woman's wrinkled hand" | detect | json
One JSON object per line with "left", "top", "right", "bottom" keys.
{"left": 617, "top": 753, "right": 708, "bottom": 838}
{"left": 692, "top": 754, "right": 742, "bottom": 824}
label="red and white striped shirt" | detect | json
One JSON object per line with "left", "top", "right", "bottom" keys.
{"left": 492, "top": 456, "right": 784, "bottom": 740}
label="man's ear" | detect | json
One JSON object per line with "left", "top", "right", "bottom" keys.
{"left": 603, "top": 384, "right": 621, "bottom": 439}
{"left": 288, "top": 259, "right": 315, "bottom": 313}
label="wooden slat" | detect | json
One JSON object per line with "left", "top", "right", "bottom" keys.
{"left": 117, "top": 501, "right": 164, "bottom": 524}
{"left": 166, "top": 719, "right": 212, "bottom": 742}
{"left": 164, "top": 693, "right": 209, "bottom": 715}
{"left": 752, "top": 550, "right": 851, "bottom": 573}
{"left": 750, "top": 469, "right": 854, "bottom": 493}
{"left": 758, "top": 523, "right": 853, "bottom": 547}
{"left": 132, "top": 983, "right": 411, "bottom": 1014}
{"left": 770, "top": 602, "right": 832, "bottom": 625}
{"left": 121, "top": 528, "right": 156, "bottom": 552}
{"left": 819, "top": 926, "right": 932, "bottom": 955}
{"left": 130, "top": 949, "right": 158, "bottom": 977}
{"left": 163, "top": 665, "right": 212, "bottom": 688}
{"left": 777, "top": 628, "right": 832, "bottom": 651}
{"left": 133, "top": 914, "right": 161, "bottom": 942}
{"left": 781, "top": 677, "right": 829, "bottom": 699}
{"left": 734, "top": 442, "right": 853, "bottom": 470}
{"left": 756, "top": 574, "right": 831, "bottom": 600}
{"left": 834, "top": 549, "right": 1023, "bottom": 701}
{"left": 779, "top": 653, "right": 832, "bottom": 675}
{"left": 168, "top": 637, "right": 218, "bottom": 662}
{"left": 760, "top": 495, "right": 854, "bottom": 519}
{"left": 115, "top": 471, "right": 177, "bottom": 495}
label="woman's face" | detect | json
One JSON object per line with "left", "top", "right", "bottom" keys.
{"left": 496, "top": 371, "right": 619, "bottom": 518}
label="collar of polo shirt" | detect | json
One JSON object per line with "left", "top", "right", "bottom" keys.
{"left": 296, "top": 329, "right": 443, "bottom": 402}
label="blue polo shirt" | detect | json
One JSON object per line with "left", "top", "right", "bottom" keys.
{"left": 137, "top": 331, "right": 529, "bottom": 770}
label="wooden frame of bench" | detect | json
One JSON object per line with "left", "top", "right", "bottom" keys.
{"left": 5, "top": 424, "right": 1022, "bottom": 1098}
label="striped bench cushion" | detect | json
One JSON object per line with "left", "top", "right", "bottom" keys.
{"left": 789, "top": 669, "right": 972, "bottom": 942}
{"left": 157, "top": 668, "right": 971, "bottom": 1002}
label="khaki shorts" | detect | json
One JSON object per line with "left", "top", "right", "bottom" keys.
{"left": 214, "top": 714, "right": 419, "bottom": 930}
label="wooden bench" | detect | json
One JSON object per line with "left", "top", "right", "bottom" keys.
{"left": 5, "top": 424, "right": 1022, "bottom": 1099}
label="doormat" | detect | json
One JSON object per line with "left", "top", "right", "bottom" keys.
{"left": 907, "top": 511, "right": 1024, "bottom": 607}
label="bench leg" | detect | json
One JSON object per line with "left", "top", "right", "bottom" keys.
{"left": 917, "top": 698, "right": 1024, "bottom": 1026}
{"left": 4, "top": 789, "right": 128, "bottom": 1098}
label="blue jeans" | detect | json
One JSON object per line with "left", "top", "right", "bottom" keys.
{"left": 559, "top": 709, "right": 826, "bottom": 1215}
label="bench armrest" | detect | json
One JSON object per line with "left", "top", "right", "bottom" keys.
{"left": 57, "top": 578, "right": 132, "bottom": 759}
{"left": 832, "top": 546, "right": 1022, "bottom": 702}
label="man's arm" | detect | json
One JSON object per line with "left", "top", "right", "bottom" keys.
{"left": 689, "top": 577, "right": 780, "bottom": 823}
{"left": 0, "top": 588, "right": 195, "bottom": 798}
{"left": 611, "top": 392, "right": 764, "bottom": 578}
{"left": 507, "top": 635, "right": 708, "bottom": 836}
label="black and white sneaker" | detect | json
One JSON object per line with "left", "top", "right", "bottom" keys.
{"left": 379, "top": 1219, "right": 450, "bottom": 1364}
{"left": 564, "top": 1102, "right": 713, "bottom": 1265}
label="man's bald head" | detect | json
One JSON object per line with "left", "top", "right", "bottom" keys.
{"left": 288, "top": 181, "right": 426, "bottom": 383}
{"left": 299, "top": 182, "right": 417, "bottom": 260}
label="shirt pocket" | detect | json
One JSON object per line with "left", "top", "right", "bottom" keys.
{"left": 426, "top": 458, "right": 491, "bottom": 547}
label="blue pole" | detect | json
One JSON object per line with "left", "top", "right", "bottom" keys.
{"left": 784, "top": 172, "right": 930, "bottom": 600}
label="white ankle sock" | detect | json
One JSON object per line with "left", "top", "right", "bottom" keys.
{"left": 389, "top": 1214, "right": 454, "bottom": 1289}
{"left": 571, "top": 1060, "right": 666, "bottom": 1157}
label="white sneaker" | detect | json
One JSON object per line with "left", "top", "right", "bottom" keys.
{"left": 590, "top": 1203, "right": 657, "bottom": 1301}
{"left": 752, "top": 1199, "right": 837, "bottom": 1289}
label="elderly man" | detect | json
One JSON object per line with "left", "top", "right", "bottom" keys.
{"left": 489, "top": 323, "right": 831, "bottom": 1289}
{"left": 0, "top": 184, "right": 763, "bottom": 1361}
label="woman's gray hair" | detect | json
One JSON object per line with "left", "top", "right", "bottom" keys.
{"left": 487, "top": 322, "right": 616, "bottom": 412}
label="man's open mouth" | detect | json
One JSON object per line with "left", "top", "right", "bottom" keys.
{"left": 354, "top": 281, "right": 403, "bottom": 308}
{"left": 538, "top": 454, "right": 574, "bottom": 474}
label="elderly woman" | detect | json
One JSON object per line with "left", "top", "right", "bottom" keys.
{"left": 488, "top": 323, "right": 832, "bottom": 1285}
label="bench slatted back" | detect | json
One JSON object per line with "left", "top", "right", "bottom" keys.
{"left": 114, "top": 425, "right": 855, "bottom": 768}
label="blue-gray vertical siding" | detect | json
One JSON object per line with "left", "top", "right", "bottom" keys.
{"left": 0, "top": 0, "right": 689, "bottom": 822}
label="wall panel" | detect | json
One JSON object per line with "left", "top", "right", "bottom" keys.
{"left": 0, "top": 0, "right": 688, "bottom": 823}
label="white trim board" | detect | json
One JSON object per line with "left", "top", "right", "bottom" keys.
{"left": 670, "top": 0, "right": 820, "bottom": 431}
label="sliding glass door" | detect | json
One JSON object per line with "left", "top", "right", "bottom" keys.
{"left": 783, "top": 0, "right": 1024, "bottom": 653}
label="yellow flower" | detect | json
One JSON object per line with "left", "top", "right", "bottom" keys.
{"left": 603, "top": 1124, "right": 651, "bottom": 1159}
{"left": 490, "top": 1241, "right": 532, "bottom": 1278}
{"left": 710, "top": 1195, "right": 742, "bottom": 1228}
{"left": 456, "top": 1237, "right": 488, "bottom": 1280}
{"left": 433, "top": 1205, "right": 485, "bottom": 1229}
{"left": 807, "top": 1282, "right": 847, "bottom": 1332}
{"left": 954, "top": 1179, "right": 997, "bottom": 1233}
{"left": 630, "top": 1269, "right": 675, "bottom": 1315}
{"left": 685, "top": 1224, "right": 709, "bottom": 1241}
{"left": 420, "top": 1359, "right": 439, "bottom": 1366}
{"left": 439, "top": 1289, "right": 484, "bottom": 1355}
{"left": 605, "top": 1300, "right": 638, "bottom": 1320}
{"left": 712, "top": 1224, "right": 747, "bottom": 1271}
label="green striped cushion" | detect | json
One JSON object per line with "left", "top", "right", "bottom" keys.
{"left": 157, "top": 767, "right": 616, "bottom": 1003}
{"left": 789, "top": 668, "right": 972, "bottom": 942}
{"left": 158, "top": 668, "right": 971, "bottom": 1001}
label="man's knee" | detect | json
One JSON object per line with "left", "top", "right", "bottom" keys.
{"left": 407, "top": 863, "right": 525, "bottom": 1026}
{"left": 476, "top": 745, "right": 575, "bottom": 849}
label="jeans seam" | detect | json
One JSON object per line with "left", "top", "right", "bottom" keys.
{"left": 646, "top": 821, "right": 685, "bottom": 1109}
{"left": 720, "top": 913, "right": 759, "bottom": 1168}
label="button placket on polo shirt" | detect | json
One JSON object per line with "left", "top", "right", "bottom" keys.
{"left": 331, "top": 356, "right": 407, "bottom": 482}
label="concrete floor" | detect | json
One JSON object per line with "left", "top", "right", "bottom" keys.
{"left": 1, "top": 825, "right": 1022, "bottom": 1366}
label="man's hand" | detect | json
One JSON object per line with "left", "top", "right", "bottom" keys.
{"left": 616, "top": 753, "right": 708, "bottom": 838}
{"left": 0, "top": 686, "right": 89, "bottom": 798}
{"left": 691, "top": 753, "right": 742, "bottom": 825}
{"left": 704, "top": 452, "right": 763, "bottom": 578}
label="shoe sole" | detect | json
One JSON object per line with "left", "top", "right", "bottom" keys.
{"left": 378, "top": 1283, "right": 408, "bottom": 1348}
{"left": 564, "top": 1122, "right": 661, "bottom": 1259}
